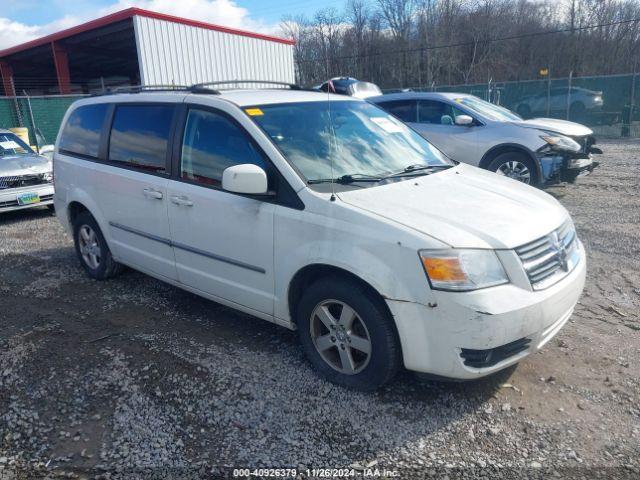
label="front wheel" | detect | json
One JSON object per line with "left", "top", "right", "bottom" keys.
{"left": 296, "top": 277, "right": 402, "bottom": 391}
{"left": 488, "top": 152, "right": 538, "bottom": 186}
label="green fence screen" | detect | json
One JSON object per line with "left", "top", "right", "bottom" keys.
{"left": 2, "top": 73, "right": 639, "bottom": 144}
{"left": 0, "top": 95, "right": 85, "bottom": 148}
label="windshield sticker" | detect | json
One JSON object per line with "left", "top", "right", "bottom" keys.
{"left": 245, "top": 108, "right": 264, "bottom": 116}
{"left": 454, "top": 98, "right": 463, "bottom": 103}
{"left": 0, "top": 140, "right": 20, "bottom": 150}
{"left": 370, "top": 117, "right": 403, "bottom": 133}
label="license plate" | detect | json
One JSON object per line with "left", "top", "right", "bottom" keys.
{"left": 17, "top": 192, "right": 40, "bottom": 206}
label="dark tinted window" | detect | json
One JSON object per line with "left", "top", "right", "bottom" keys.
{"left": 59, "top": 104, "right": 109, "bottom": 158}
{"left": 181, "top": 109, "right": 266, "bottom": 187}
{"left": 418, "top": 100, "right": 468, "bottom": 125}
{"left": 108, "top": 105, "right": 174, "bottom": 173}
{"left": 378, "top": 100, "right": 417, "bottom": 122}
{"left": 417, "top": 100, "right": 450, "bottom": 124}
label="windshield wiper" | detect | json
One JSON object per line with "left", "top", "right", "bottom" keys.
{"left": 385, "top": 164, "right": 453, "bottom": 178}
{"left": 308, "top": 173, "right": 384, "bottom": 185}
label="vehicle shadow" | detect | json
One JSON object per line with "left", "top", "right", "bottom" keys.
{"left": 0, "top": 206, "right": 54, "bottom": 226}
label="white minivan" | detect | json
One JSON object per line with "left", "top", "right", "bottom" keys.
{"left": 54, "top": 85, "right": 586, "bottom": 390}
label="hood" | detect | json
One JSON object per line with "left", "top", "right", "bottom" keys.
{"left": 514, "top": 118, "right": 593, "bottom": 137}
{"left": 337, "top": 164, "right": 568, "bottom": 249}
{"left": 0, "top": 153, "right": 51, "bottom": 177}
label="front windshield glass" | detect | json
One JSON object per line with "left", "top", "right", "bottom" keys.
{"left": 249, "top": 101, "right": 452, "bottom": 183}
{"left": 456, "top": 96, "right": 522, "bottom": 122}
{"left": 0, "top": 133, "right": 33, "bottom": 157}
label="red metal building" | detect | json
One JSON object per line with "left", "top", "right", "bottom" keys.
{"left": 0, "top": 8, "right": 295, "bottom": 96}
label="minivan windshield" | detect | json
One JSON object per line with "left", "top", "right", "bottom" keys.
{"left": 455, "top": 96, "right": 522, "bottom": 122}
{"left": 249, "top": 101, "right": 452, "bottom": 185}
{"left": 0, "top": 133, "right": 33, "bottom": 158}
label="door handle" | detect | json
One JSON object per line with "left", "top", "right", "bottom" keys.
{"left": 170, "top": 195, "right": 194, "bottom": 207}
{"left": 143, "top": 188, "right": 163, "bottom": 200}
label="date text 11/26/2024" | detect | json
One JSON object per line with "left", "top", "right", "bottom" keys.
{"left": 232, "top": 467, "right": 400, "bottom": 477}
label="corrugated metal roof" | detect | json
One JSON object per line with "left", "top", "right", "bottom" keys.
{"left": 0, "top": 7, "right": 294, "bottom": 59}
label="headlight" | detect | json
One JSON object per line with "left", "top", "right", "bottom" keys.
{"left": 419, "top": 249, "right": 509, "bottom": 291}
{"left": 540, "top": 133, "right": 581, "bottom": 153}
{"left": 42, "top": 172, "right": 53, "bottom": 182}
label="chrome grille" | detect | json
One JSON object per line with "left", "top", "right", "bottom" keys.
{"left": 516, "top": 221, "right": 580, "bottom": 290}
{"left": 0, "top": 175, "right": 20, "bottom": 189}
{"left": 0, "top": 174, "right": 48, "bottom": 190}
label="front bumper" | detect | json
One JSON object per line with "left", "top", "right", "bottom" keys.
{"left": 0, "top": 184, "right": 54, "bottom": 213}
{"left": 537, "top": 135, "right": 602, "bottom": 185}
{"left": 538, "top": 153, "right": 600, "bottom": 184}
{"left": 388, "top": 242, "right": 586, "bottom": 379}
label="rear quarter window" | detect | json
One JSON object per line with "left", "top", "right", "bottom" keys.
{"left": 59, "top": 103, "right": 109, "bottom": 158}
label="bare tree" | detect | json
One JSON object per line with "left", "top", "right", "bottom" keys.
{"left": 282, "top": 0, "right": 640, "bottom": 89}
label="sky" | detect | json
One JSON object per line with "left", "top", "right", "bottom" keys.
{"left": 0, "top": 0, "right": 346, "bottom": 50}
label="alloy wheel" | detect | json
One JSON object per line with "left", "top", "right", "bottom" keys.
{"left": 309, "top": 300, "right": 372, "bottom": 375}
{"left": 496, "top": 160, "right": 531, "bottom": 184}
{"left": 78, "top": 224, "right": 101, "bottom": 269}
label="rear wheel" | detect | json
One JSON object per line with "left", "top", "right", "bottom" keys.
{"left": 296, "top": 277, "right": 401, "bottom": 391}
{"left": 73, "top": 211, "right": 123, "bottom": 280}
{"left": 488, "top": 152, "right": 538, "bottom": 185}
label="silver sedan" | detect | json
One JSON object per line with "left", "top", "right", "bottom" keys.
{"left": 0, "top": 130, "right": 54, "bottom": 213}
{"left": 369, "top": 92, "right": 600, "bottom": 186}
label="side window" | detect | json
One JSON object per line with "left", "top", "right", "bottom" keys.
{"left": 378, "top": 100, "right": 417, "bottom": 122}
{"left": 59, "top": 103, "right": 109, "bottom": 158}
{"left": 108, "top": 104, "right": 174, "bottom": 173}
{"left": 417, "top": 100, "right": 449, "bottom": 124}
{"left": 181, "top": 108, "right": 266, "bottom": 187}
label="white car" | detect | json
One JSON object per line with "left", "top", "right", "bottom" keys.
{"left": 54, "top": 85, "right": 586, "bottom": 390}
{"left": 369, "top": 92, "right": 600, "bottom": 186}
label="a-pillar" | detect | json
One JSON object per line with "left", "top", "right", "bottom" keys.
{"left": 52, "top": 41, "right": 71, "bottom": 94}
{"left": 0, "top": 60, "right": 15, "bottom": 97}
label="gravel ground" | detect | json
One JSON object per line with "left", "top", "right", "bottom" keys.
{"left": 1, "top": 140, "right": 639, "bottom": 479}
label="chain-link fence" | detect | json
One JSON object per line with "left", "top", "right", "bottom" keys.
{"left": 0, "top": 95, "right": 85, "bottom": 149}
{"left": 402, "top": 72, "right": 639, "bottom": 138}
{"left": 1, "top": 72, "right": 639, "bottom": 144}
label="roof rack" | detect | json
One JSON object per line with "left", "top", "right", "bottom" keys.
{"left": 92, "top": 84, "right": 220, "bottom": 96}
{"left": 90, "top": 80, "right": 316, "bottom": 97}
{"left": 191, "top": 80, "right": 309, "bottom": 91}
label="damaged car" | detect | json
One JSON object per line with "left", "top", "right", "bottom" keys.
{"left": 370, "top": 92, "right": 601, "bottom": 187}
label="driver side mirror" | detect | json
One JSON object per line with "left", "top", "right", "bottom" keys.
{"left": 222, "top": 164, "right": 269, "bottom": 195}
{"left": 455, "top": 115, "right": 474, "bottom": 126}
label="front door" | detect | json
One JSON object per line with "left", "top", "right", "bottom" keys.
{"left": 167, "top": 106, "right": 275, "bottom": 315}
{"left": 409, "top": 99, "right": 480, "bottom": 165}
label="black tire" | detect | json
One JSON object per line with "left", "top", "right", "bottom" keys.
{"left": 488, "top": 152, "right": 539, "bottom": 186}
{"left": 296, "top": 276, "right": 402, "bottom": 391}
{"left": 73, "top": 211, "right": 123, "bottom": 280}
{"left": 47, "top": 204, "right": 55, "bottom": 214}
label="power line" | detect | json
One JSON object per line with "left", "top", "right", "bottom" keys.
{"left": 297, "top": 16, "right": 640, "bottom": 64}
